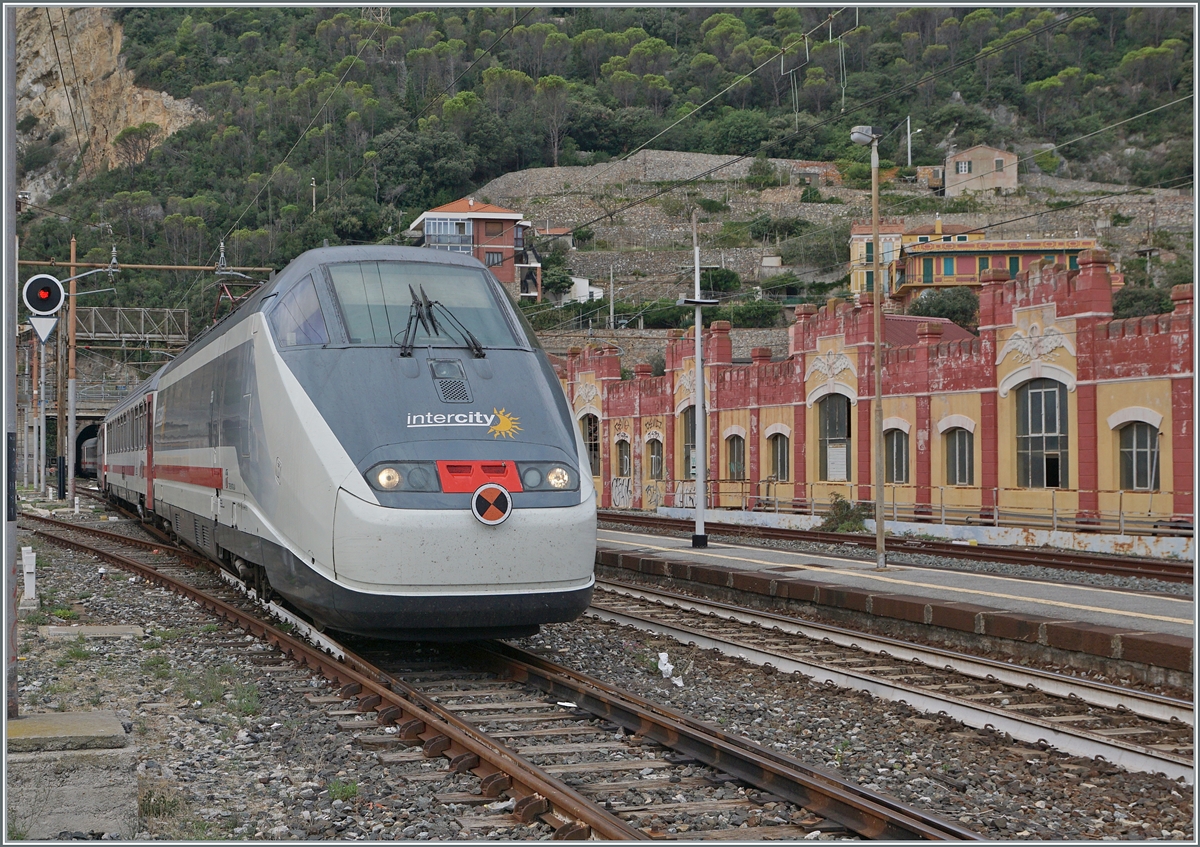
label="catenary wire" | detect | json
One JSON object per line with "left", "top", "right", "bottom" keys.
{"left": 44, "top": 9, "right": 84, "bottom": 159}
{"left": 558, "top": 8, "right": 1097, "bottom": 238}
{"left": 59, "top": 8, "right": 90, "bottom": 140}
{"left": 527, "top": 174, "right": 1193, "bottom": 335}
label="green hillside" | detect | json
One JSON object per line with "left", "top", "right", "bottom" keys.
{"left": 17, "top": 7, "right": 1194, "bottom": 327}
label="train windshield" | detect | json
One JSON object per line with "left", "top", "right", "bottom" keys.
{"left": 328, "top": 261, "right": 522, "bottom": 348}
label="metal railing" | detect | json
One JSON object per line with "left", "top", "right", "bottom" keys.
{"left": 604, "top": 477, "right": 1192, "bottom": 538}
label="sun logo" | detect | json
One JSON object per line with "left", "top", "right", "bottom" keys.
{"left": 489, "top": 408, "right": 521, "bottom": 439}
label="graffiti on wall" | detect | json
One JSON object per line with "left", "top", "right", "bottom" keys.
{"left": 643, "top": 481, "right": 664, "bottom": 509}
{"left": 611, "top": 476, "right": 634, "bottom": 508}
{"left": 672, "top": 480, "right": 696, "bottom": 508}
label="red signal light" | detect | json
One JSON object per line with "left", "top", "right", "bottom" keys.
{"left": 38, "top": 288, "right": 49, "bottom": 300}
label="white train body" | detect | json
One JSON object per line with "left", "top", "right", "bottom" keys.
{"left": 103, "top": 246, "right": 595, "bottom": 639}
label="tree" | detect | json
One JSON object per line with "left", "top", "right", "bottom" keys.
{"left": 641, "top": 74, "right": 672, "bottom": 116}
{"left": 628, "top": 37, "right": 676, "bottom": 76}
{"left": 802, "top": 67, "right": 832, "bottom": 112}
{"left": 907, "top": 286, "right": 980, "bottom": 333}
{"left": 541, "top": 264, "right": 573, "bottom": 295}
{"left": 609, "top": 70, "right": 638, "bottom": 108}
{"left": 113, "top": 121, "right": 163, "bottom": 170}
{"left": 536, "top": 75, "right": 571, "bottom": 167}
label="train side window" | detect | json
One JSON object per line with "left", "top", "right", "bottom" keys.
{"left": 269, "top": 275, "right": 329, "bottom": 347}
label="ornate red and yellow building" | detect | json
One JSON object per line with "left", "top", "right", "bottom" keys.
{"left": 561, "top": 251, "right": 1193, "bottom": 531}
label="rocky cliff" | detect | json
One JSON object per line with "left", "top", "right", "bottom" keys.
{"left": 15, "top": 7, "right": 204, "bottom": 202}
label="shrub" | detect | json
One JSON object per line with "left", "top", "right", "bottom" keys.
{"left": 696, "top": 197, "right": 729, "bottom": 213}
{"left": 1034, "top": 150, "right": 1059, "bottom": 174}
{"left": 709, "top": 300, "right": 782, "bottom": 328}
{"left": 745, "top": 154, "right": 779, "bottom": 189}
{"left": 819, "top": 494, "right": 870, "bottom": 533}
{"left": 907, "top": 286, "right": 980, "bottom": 333}
{"left": 1112, "top": 285, "right": 1172, "bottom": 319}
{"left": 701, "top": 268, "right": 741, "bottom": 292}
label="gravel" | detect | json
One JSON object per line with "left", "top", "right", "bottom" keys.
{"left": 517, "top": 621, "right": 1195, "bottom": 841}
{"left": 14, "top": 514, "right": 1193, "bottom": 842}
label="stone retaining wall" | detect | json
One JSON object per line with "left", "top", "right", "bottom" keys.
{"left": 539, "top": 327, "right": 791, "bottom": 365}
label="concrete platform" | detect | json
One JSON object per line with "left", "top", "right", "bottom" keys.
{"left": 6, "top": 712, "right": 138, "bottom": 839}
{"left": 7, "top": 710, "right": 128, "bottom": 752}
{"left": 596, "top": 528, "right": 1194, "bottom": 681}
{"left": 39, "top": 624, "right": 144, "bottom": 640}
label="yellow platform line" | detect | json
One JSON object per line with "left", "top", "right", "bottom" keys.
{"left": 598, "top": 536, "right": 1194, "bottom": 627}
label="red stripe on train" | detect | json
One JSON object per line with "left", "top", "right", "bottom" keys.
{"left": 154, "top": 465, "right": 224, "bottom": 488}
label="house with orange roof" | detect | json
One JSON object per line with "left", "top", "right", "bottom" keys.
{"left": 409, "top": 197, "right": 542, "bottom": 297}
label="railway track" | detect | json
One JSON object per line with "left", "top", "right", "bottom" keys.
{"left": 598, "top": 511, "right": 1194, "bottom": 584}
{"left": 588, "top": 580, "right": 1194, "bottom": 784}
{"left": 20, "top": 510, "right": 977, "bottom": 840}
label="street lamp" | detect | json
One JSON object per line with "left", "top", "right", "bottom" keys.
{"left": 850, "top": 125, "right": 887, "bottom": 571}
{"left": 906, "top": 116, "right": 922, "bottom": 168}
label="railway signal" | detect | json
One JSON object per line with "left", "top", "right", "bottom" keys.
{"left": 21, "top": 274, "right": 64, "bottom": 316}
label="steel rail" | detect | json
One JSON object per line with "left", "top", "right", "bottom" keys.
{"left": 28, "top": 510, "right": 981, "bottom": 839}
{"left": 585, "top": 585, "right": 1194, "bottom": 784}
{"left": 27, "top": 525, "right": 646, "bottom": 841}
{"left": 595, "top": 582, "right": 1194, "bottom": 726}
{"left": 20, "top": 512, "right": 210, "bottom": 565}
{"left": 599, "top": 511, "right": 1192, "bottom": 583}
{"left": 472, "top": 641, "right": 983, "bottom": 841}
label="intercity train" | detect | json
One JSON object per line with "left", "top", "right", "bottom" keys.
{"left": 102, "top": 246, "right": 596, "bottom": 639}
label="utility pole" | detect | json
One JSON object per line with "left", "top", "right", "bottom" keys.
{"left": 311, "top": 177, "right": 317, "bottom": 213}
{"left": 852, "top": 125, "right": 887, "bottom": 572}
{"left": 609, "top": 266, "right": 614, "bottom": 329}
{"left": 55, "top": 278, "right": 64, "bottom": 484}
{"left": 680, "top": 209, "right": 717, "bottom": 548}
{"left": 32, "top": 337, "right": 38, "bottom": 493}
{"left": 7, "top": 3, "right": 21, "bottom": 718}
{"left": 67, "top": 235, "right": 76, "bottom": 500}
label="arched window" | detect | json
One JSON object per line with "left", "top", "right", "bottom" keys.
{"left": 818, "top": 395, "right": 851, "bottom": 481}
{"left": 681, "top": 406, "right": 696, "bottom": 480}
{"left": 616, "top": 440, "right": 631, "bottom": 478}
{"left": 1016, "top": 378, "right": 1068, "bottom": 488}
{"left": 769, "top": 433, "right": 789, "bottom": 481}
{"left": 1120, "top": 422, "right": 1160, "bottom": 491}
{"left": 726, "top": 435, "right": 745, "bottom": 480}
{"left": 581, "top": 414, "right": 600, "bottom": 477}
{"left": 945, "top": 428, "right": 974, "bottom": 486}
{"left": 647, "top": 438, "right": 664, "bottom": 480}
{"left": 884, "top": 429, "right": 909, "bottom": 484}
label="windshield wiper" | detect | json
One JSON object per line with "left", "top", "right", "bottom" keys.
{"left": 394, "top": 285, "right": 485, "bottom": 358}
{"left": 395, "top": 284, "right": 431, "bottom": 357}
{"left": 422, "top": 285, "right": 486, "bottom": 358}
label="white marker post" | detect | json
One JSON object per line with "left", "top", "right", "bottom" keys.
{"left": 21, "top": 548, "right": 35, "bottom": 600}
{"left": 679, "top": 210, "right": 717, "bottom": 548}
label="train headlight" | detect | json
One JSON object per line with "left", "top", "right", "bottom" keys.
{"left": 367, "top": 461, "right": 441, "bottom": 493}
{"left": 515, "top": 462, "right": 577, "bottom": 491}
{"left": 376, "top": 467, "right": 401, "bottom": 489}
